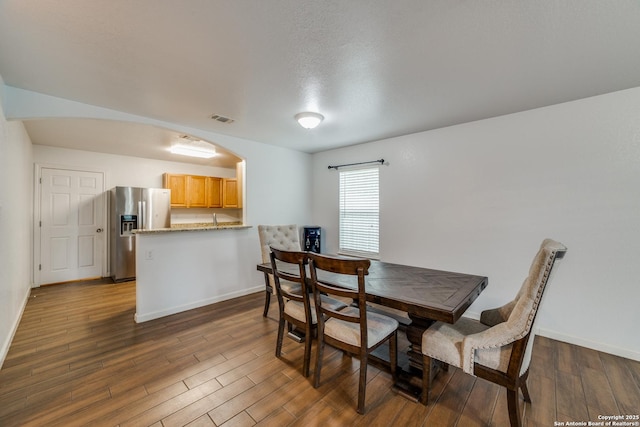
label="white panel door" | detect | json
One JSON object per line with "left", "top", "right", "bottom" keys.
{"left": 40, "top": 168, "right": 105, "bottom": 284}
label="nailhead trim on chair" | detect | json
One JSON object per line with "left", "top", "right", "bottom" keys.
{"left": 465, "top": 247, "right": 559, "bottom": 373}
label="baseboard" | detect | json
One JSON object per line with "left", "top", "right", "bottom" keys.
{"left": 464, "top": 309, "right": 639, "bottom": 362}
{"left": 537, "top": 327, "right": 640, "bottom": 362}
{"left": 134, "top": 285, "right": 264, "bottom": 323}
{"left": 0, "top": 285, "right": 31, "bottom": 369}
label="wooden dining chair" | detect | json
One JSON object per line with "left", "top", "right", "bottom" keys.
{"left": 308, "top": 253, "right": 399, "bottom": 414}
{"left": 258, "top": 225, "right": 302, "bottom": 317}
{"left": 269, "top": 247, "right": 347, "bottom": 377}
{"left": 421, "top": 238, "right": 567, "bottom": 427}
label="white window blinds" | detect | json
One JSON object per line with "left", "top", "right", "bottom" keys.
{"left": 339, "top": 167, "right": 379, "bottom": 257}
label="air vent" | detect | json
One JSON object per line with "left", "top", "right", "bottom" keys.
{"left": 210, "top": 114, "right": 235, "bottom": 124}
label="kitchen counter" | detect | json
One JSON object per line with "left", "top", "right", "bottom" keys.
{"left": 134, "top": 223, "right": 250, "bottom": 234}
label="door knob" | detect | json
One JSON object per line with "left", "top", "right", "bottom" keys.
{"left": 96, "top": 228, "right": 103, "bottom": 233}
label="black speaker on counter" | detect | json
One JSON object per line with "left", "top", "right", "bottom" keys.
{"left": 302, "top": 226, "right": 321, "bottom": 253}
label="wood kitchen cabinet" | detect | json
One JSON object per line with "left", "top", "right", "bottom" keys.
{"left": 222, "top": 178, "right": 240, "bottom": 208}
{"left": 163, "top": 173, "right": 206, "bottom": 208}
{"left": 163, "top": 174, "right": 187, "bottom": 207}
{"left": 163, "top": 173, "right": 238, "bottom": 208}
{"left": 188, "top": 175, "right": 207, "bottom": 208}
{"left": 206, "top": 177, "right": 223, "bottom": 208}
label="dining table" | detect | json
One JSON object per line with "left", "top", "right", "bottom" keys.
{"left": 256, "top": 259, "right": 488, "bottom": 399}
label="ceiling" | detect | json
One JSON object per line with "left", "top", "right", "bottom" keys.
{"left": 1, "top": 1, "right": 640, "bottom": 165}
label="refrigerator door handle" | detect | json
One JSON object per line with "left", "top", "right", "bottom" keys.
{"left": 137, "top": 201, "right": 142, "bottom": 230}
{"left": 141, "top": 201, "right": 146, "bottom": 230}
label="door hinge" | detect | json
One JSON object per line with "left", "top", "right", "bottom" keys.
{"left": 39, "top": 221, "right": 42, "bottom": 227}
{"left": 39, "top": 264, "right": 42, "bottom": 271}
{"left": 39, "top": 177, "right": 42, "bottom": 184}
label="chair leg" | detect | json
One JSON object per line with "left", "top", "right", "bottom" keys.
{"left": 263, "top": 289, "right": 271, "bottom": 317}
{"left": 262, "top": 272, "right": 272, "bottom": 317}
{"left": 520, "top": 369, "right": 532, "bottom": 403}
{"left": 506, "top": 388, "right": 523, "bottom": 427}
{"left": 421, "top": 354, "right": 432, "bottom": 405}
{"left": 313, "top": 337, "right": 324, "bottom": 388}
{"left": 302, "top": 325, "right": 312, "bottom": 377}
{"left": 520, "top": 381, "right": 531, "bottom": 404}
{"left": 275, "top": 316, "right": 285, "bottom": 357}
{"left": 357, "top": 354, "right": 368, "bottom": 414}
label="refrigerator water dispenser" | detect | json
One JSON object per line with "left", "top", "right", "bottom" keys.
{"left": 120, "top": 215, "right": 138, "bottom": 236}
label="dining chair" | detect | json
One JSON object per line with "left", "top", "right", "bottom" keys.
{"left": 420, "top": 238, "right": 567, "bottom": 427}
{"left": 269, "top": 247, "right": 347, "bottom": 377}
{"left": 308, "top": 253, "right": 399, "bottom": 414}
{"left": 258, "top": 225, "right": 302, "bottom": 316}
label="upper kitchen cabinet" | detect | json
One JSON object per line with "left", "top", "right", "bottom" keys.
{"left": 206, "top": 177, "right": 223, "bottom": 208}
{"left": 188, "top": 175, "right": 207, "bottom": 208}
{"left": 224, "top": 162, "right": 244, "bottom": 209}
{"left": 163, "top": 174, "right": 187, "bottom": 207}
{"left": 222, "top": 178, "right": 240, "bottom": 208}
{"left": 163, "top": 173, "right": 238, "bottom": 208}
{"left": 163, "top": 173, "right": 206, "bottom": 208}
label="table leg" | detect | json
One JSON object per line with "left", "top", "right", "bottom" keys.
{"left": 405, "top": 314, "right": 435, "bottom": 371}
{"left": 384, "top": 314, "right": 435, "bottom": 401}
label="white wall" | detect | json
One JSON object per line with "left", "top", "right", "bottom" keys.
{"left": 0, "top": 81, "right": 33, "bottom": 367}
{"left": 312, "top": 87, "right": 640, "bottom": 361}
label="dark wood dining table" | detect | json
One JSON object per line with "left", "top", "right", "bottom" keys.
{"left": 257, "top": 259, "right": 488, "bottom": 399}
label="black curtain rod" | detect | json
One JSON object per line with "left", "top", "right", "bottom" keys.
{"left": 327, "top": 159, "right": 385, "bottom": 170}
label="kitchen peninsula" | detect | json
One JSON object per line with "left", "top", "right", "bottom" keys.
{"left": 134, "top": 224, "right": 256, "bottom": 323}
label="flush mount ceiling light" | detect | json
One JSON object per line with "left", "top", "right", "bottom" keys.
{"left": 295, "top": 112, "right": 324, "bottom": 129}
{"left": 169, "top": 142, "right": 216, "bottom": 159}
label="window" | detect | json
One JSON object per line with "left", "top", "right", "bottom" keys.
{"left": 339, "top": 167, "right": 379, "bottom": 257}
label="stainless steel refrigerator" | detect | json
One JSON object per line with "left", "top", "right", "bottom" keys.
{"left": 110, "top": 186, "right": 171, "bottom": 282}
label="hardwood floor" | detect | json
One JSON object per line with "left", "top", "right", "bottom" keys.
{"left": 1, "top": 279, "right": 638, "bottom": 426}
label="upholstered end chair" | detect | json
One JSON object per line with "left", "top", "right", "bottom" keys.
{"left": 421, "top": 238, "right": 567, "bottom": 427}
{"left": 257, "top": 225, "right": 302, "bottom": 316}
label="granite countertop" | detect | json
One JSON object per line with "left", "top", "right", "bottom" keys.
{"left": 171, "top": 221, "right": 243, "bottom": 229}
{"left": 135, "top": 222, "right": 250, "bottom": 234}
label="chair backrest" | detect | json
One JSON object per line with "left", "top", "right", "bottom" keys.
{"left": 308, "top": 253, "right": 371, "bottom": 349}
{"left": 258, "top": 225, "right": 302, "bottom": 263}
{"left": 504, "top": 239, "right": 567, "bottom": 375}
{"left": 258, "top": 225, "right": 301, "bottom": 287}
{"left": 269, "top": 247, "right": 309, "bottom": 307}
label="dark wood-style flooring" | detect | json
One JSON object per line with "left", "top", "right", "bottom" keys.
{"left": 1, "top": 279, "right": 638, "bottom": 426}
